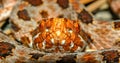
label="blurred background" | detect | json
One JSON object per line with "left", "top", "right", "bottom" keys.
{"left": 80, "top": 0, "right": 120, "bottom": 20}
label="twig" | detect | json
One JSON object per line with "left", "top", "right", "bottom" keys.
{"left": 86, "top": 0, "right": 107, "bottom": 12}
{"left": 80, "top": 0, "right": 94, "bottom": 4}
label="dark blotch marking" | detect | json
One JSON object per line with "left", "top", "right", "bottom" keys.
{"left": 40, "top": 11, "right": 48, "bottom": 18}
{"left": 114, "top": 21, "right": 120, "bottom": 29}
{"left": 11, "top": 21, "right": 21, "bottom": 32}
{"left": 56, "top": 55, "right": 76, "bottom": 63}
{"left": 17, "top": 9, "right": 31, "bottom": 21}
{"left": 29, "top": 53, "right": 44, "bottom": 59}
{"left": 57, "top": 0, "right": 69, "bottom": 9}
{"left": 24, "top": 0, "right": 43, "bottom": 6}
{"left": 0, "top": 42, "right": 15, "bottom": 58}
{"left": 78, "top": 9, "right": 93, "bottom": 24}
{"left": 101, "top": 50, "right": 119, "bottom": 63}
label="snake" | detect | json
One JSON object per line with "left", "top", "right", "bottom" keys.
{"left": 0, "top": 0, "right": 119, "bottom": 63}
